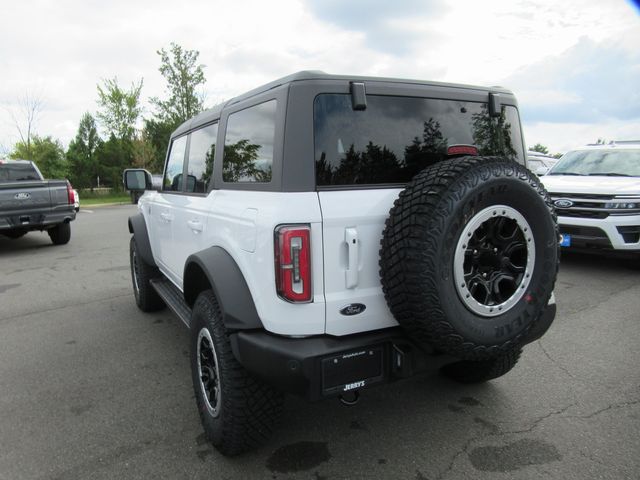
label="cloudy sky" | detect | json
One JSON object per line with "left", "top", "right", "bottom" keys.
{"left": 1, "top": 0, "right": 638, "bottom": 156}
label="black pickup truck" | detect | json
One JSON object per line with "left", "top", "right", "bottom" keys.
{"left": 0, "top": 159, "right": 76, "bottom": 244}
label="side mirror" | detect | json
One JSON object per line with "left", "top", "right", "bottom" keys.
{"left": 123, "top": 169, "right": 152, "bottom": 191}
{"left": 535, "top": 166, "right": 549, "bottom": 176}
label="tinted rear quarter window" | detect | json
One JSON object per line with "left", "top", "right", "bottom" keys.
{"left": 314, "top": 94, "right": 524, "bottom": 186}
{"left": 223, "top": 100, "right": 276, "bottom": 183}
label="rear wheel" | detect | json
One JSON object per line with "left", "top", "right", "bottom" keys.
{"left": 129, "top": 237, "right": 164, "bottom": 311}
{"left": 190, "top": 290, "right": 283, "bottom": 456}
{"left": 48, "top": 223, "right": 71, "bottom": 245}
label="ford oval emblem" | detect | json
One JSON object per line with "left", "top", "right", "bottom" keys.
{"left": 554, "top": 199, "right": 573, "bottom": 208}
{"left": 340, "top": 303, "right": 366, "bottom": 316}
{"left": 14, "top": 192, "right": 31, "bottom": 200}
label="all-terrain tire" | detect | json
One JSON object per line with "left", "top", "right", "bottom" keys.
{"left": 129, "top": 237, "right": 165, "bottom": 312}
{"left": 441, "top": 348, "right": 522, "bottom": 383}
{"left": 379, "top": 156, "right": 559, "bottom": 360}
{"left": 48, "top": 223, "right": 71, "bottom": 245}
{"left": 190, "top": 290, "right": 283, "bottom": 456}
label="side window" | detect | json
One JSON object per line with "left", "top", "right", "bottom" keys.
{"left": 186, "top": 123, "right": 218, "bottom": 193}
{"left": 163, "top": 135, "right": 188, "bottom": 191}
{"left": 223, "top": 100, "right": 276, "bottom": 183}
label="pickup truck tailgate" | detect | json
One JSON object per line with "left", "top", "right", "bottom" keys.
{"left": 0, "top": 181, "right": 55, "bottom": 214}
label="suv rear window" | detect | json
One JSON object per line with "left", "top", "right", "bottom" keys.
{"left": 314, "top": 94, "right": 524, "bottom": 186}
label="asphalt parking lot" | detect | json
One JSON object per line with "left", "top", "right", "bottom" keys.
{"left": 1, "top": 205, "right": 639, "bottom": 480}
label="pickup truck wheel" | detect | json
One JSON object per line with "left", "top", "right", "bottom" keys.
{"left": 190, "top": 290, "right": 283, "bottom": 456}
{"left": 441, "top": 348, "right": 521, "bottom": 383}
{"left": 48, "top": 223, "right": 71, "bottom": 245}
{"left": 129, "top": 237, "right": 164, "bottom": 312}
{"left": 380, "top": 156, "right": 559, "bottom": 360}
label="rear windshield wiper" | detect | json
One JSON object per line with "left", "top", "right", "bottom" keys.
{"left": 548, "top": 172, "right": 585, "bottom": 176}
{"left": 587, "top": 172, "right": 633, "bottom": 177}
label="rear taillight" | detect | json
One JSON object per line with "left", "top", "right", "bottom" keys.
{"left": 275, "top": 225, "right": 312, "bottom": 303}
{"left": 67, "top": 182, "right": 75, "bottom": 205}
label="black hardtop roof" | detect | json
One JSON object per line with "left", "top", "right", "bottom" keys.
{"left": 174, "top": 71, "right": 515, "bottom": 137}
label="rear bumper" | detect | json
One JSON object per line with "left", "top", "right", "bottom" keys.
{"left": 0, "top": 209, "right": 76, "bottom": 232}
{"left": 230, "top": 298, "right": 556, "bottom": 401}
{"left": 230, "top": 327, "right": 456, "bottom": 401}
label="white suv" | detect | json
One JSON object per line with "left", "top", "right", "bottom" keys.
{"left": 542, "top": 142, "right": 640, "bottom": 255}
{"left": 124, "top": 72, "right": 559, "bottom": 455}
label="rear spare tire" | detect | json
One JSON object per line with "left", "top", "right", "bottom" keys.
{"left": 379, "top": 156, "right": 558, "bottom": 360}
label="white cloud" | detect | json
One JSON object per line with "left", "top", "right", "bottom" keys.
{"left": 524, "top": 119, "right": 640, "bottom": 155}
{"left": 0, "top": 0, "right": 637, "bottom": 158}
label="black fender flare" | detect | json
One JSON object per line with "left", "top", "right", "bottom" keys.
{"left": 184, "top": 246, "right": 263, "bottom": 331}
{"left": 128, "top": 214, "right": 156, "bottom": 267}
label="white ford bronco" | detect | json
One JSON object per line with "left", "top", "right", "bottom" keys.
{"left": 124, "top": 72, "right": 559, "bottom": 456}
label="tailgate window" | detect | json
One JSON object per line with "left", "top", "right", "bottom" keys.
{"left": 314, "top": 94, "right": 524, "bottom": 186}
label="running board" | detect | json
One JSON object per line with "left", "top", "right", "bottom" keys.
{"left": 150, "top": 278, "right": 191, "bottom": 328}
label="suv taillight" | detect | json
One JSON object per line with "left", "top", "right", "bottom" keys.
{"left": 275, "top": 225, "right": 311, "bottom": 303}
{"left": 67, "top": 182, "right": 75, "bottom": 205}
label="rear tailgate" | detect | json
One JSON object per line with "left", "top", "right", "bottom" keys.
{"left": 319, "top": 189, "right": 401, "bottom": 336}
{"left": 0, "top": 180, "right": 70, "bottom": 226}
{"left": 0, "top": 181, "right": 53, "bottom": 215}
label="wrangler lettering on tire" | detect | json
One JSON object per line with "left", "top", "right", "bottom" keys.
{"left": 380, "top": 156, "right": 559, "bottom": 360}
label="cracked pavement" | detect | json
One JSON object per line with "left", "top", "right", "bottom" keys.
{"left": 0, "top": 205, "right": 639, "bottom": 480}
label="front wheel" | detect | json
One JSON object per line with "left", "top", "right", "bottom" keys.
{"left": 190, "top": 290, "right": 283, "bottom": 456}
{"left": 129, "top": 237, "right": 164, "bottom": 312}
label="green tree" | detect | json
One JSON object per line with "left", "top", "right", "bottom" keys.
{"left": 66, "top": 113, "right": 102, "bottom": 188}
{"left": 142, "top": 117, "right": 175, "bottom": 172}
{"left": 530, "top": 143, "right": 549, "bottom": 154}
{"left": 131, "top": 132, "right": 158, "bottom": 170}
{"left": 145, "top": 43, "right": 207, "bottom": 170}
{"left": 96, "top": 77, "right": 143, "bottom": 141}
{"left": 94, "top": 134, "right": 132, "bottom": 190}
{"left": 150, "top": 43, "right": 206, "bottom": 125}
{"left": 11, "top": 135, "right": 67, "bottom": 179}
